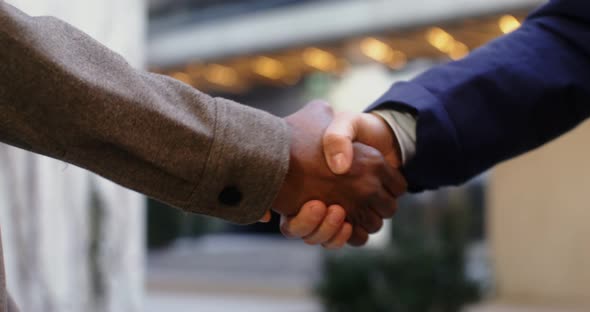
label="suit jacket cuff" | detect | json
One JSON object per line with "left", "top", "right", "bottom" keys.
{"left": 188, "top": 98, "right": 290, "bottom": 224}
{"left": 368, "top": 81, "right": 464, "bottom": 192}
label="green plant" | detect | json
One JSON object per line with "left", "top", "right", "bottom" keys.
{"left": 317, "top": 187, "right": 483, "bottom": 312}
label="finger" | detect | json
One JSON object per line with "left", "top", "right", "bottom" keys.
{"left": 351, "top": 203, "right": 384, "bottom": 235}
{"left": 362, "top": 209, "right": 384, "bottom": 234}
{"left": 259, "top": 210, "right": 272, "bottom": 223}
{"left": 322, "top": 222, "right": 353, "bottom": 250}
{"left": 348, "top": 225, "right": 369, "bottom": 247}
{"left": 371, "top": 189, "right": 398, "bottom": 219}
{"left": 323, "top": 113, "right": 358, "bottom": 175}
{"left": 379, "top": 162, "right": 408, "bottom": 197}
{"left": 303, "top": 205, "right": 347, "bottom": 245}
{"left": 280, "top": 200, "right": 327, "bottom": 238}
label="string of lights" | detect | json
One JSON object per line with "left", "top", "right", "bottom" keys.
{"left": 155, "top": 13, "right": 524, "bottom": 94}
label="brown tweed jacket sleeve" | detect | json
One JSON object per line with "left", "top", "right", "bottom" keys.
{"left": 0, "top": 2, "right": 290, "bottom": 224}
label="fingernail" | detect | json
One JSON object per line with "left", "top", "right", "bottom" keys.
{"left": 311, "top": 204, "right": 324, "bottom": 221}
{"left": 332, "top": 153, "right": 345, "bottom": 172}
{"left": 328, "top": 211, "right": 345, "bottom": 226}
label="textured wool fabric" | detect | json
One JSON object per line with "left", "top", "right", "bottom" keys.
{"left": 0, "top": 2, "right": 290, "bottom": 310}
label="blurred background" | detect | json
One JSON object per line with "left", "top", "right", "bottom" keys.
{"left": 3, "top": 0, "right": 590, "bottom": 311}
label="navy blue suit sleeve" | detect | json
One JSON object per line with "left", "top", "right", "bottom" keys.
{"left": 369, "top": 0, "right": 590, "bottom": 192}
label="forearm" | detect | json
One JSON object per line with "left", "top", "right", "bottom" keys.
{"left": 0, "top": 3, "right": 289, "bottom": 223}
{"left": 370, "top": 0, "right": 590, "bottom": 191}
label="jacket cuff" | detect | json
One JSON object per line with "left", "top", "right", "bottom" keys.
{"left": 369, "top": 81, "right": 464, "bottom": 192}
{"left": 188, "top": 97, "right": 290, "bottom": 224}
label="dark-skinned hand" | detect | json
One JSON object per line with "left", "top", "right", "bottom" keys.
{"left": 272, "top": 101, "right": 405, "bottom": 238}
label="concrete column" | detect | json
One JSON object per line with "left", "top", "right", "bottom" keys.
{"left": 484, "top": 120, "right": 590, "bottom": 310}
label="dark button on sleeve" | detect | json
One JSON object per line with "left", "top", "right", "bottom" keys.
{"left": 218, "top": 186, "right": 242, "bottom": 206}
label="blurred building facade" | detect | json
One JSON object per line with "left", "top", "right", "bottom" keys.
{"left": 148, "top": 1, "right": 590, "bottom": 311}
{"left": 483, "top": 121, "right": 590, "bottom": 311}
{"left": 2, "top": 0, "right": 588, "bottom": 312}
{"left": 0, "top": 1, "right": 145, "bottom": 311}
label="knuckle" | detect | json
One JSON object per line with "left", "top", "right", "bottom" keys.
{"left": 335, "top": 111, "right": 354, "bottom": 121}
{"left": 377, "top": 199, "right": 397, "bottom": 219}
{"left": 323, "top": 133, "right": 346, "bottom": 147}
{"left": 296, "top": 224, "right": 315, "bottom": 237}
{"left": 311, "top": 99, "right": 328, "bottom": 108}
{"left": 357, "top": 184, "right": 370, "bottom": 197}
{"left": 370, "top": 158, "right": 386, "bottom": 173}
{"left": 322, "top": 101, "right": 334, "bottom": 114}
{"left": 352, "top": 211, "right": 365, "bottom": 226}
{"left": 282, "top": 222, "right": 310, "bottom": 238}
{"left": 368, "top": 149, "right": 383, "bottom": 161}
{"left": 359, "top": 184, "right": 378, "bottom": 199}
{"left": 382, "top": 207, "right": 396, "bottom": 219}
{"left": 359, "top": 146, "right": 382, "bottom": 162}
{"left": 367, "top": 219, "right": 383, "bottom": 234}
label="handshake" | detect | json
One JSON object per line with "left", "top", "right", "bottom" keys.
{"left": 266, "top": 101, "right": 408, "bottom": 249}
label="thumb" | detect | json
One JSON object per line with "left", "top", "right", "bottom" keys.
{"left": 323, "top": 113, "right": 358, "bottom": 174}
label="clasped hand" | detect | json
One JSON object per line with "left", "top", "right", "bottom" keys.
{"left": 267, "top": 101, "right": 407, "bottom": 248}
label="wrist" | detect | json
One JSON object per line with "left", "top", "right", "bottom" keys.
{"left": 370, "top": 112, "right": 403, "bottom": 163}
{"left": 272, "top": 119, "right": 298, "bottom": 216}
{"left": 370, "top": 110, "right": 411, "bottom": 167}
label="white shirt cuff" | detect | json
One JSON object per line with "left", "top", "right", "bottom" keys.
{"left": 371, "top": 109, "right": 417, "bottom": 165}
